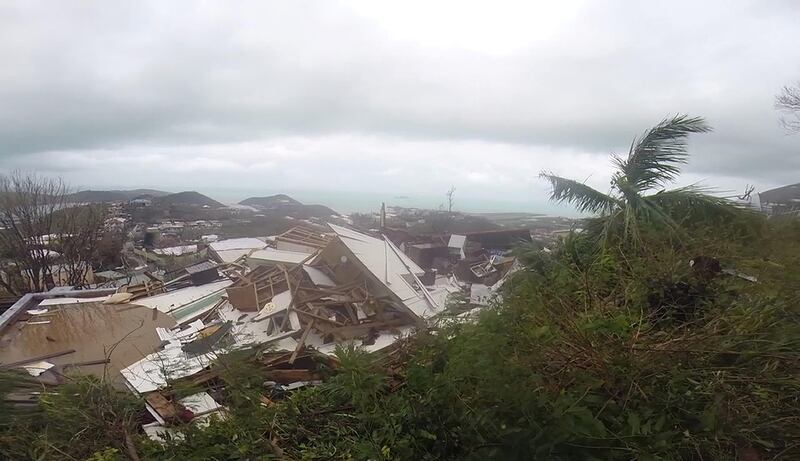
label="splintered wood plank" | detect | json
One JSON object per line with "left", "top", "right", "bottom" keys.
{"left": 295, "top": 306, "right": 345, "bottom": 326}
{"left": 145, "top": 392, "right": 178, "bottom": 421}
{"left": 345, "top": 303, "right": 360, "bottom": 324}
{"left": 0, "top": 349, "right": 77, "bottom": 369}
{"left": 326, "top": 318, "right": 409, "bottom": 340}
{"left": 264, "top": 369, "right": 321, "bottom": 383}
{"left": 289, "top": 305, "right": 320, "bottom": 364}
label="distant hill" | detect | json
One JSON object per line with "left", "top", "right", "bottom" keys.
{"left": 239, "top": 194, "right": 339, "bottom": 219}
{"left": 239, "top": 194, "right": 302, "bottom": 209}
{"left": 126, "top": 189, "right": 171, "bottom": 198}
{"left": 155, "top": 191, "right": 224, "bottom": 207}
{"left": 68, "top": 189, "right": 171, "bottom": 203}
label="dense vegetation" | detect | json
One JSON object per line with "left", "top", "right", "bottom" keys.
{"left": 2, "top": 116, "right": 798, "bottom": 459}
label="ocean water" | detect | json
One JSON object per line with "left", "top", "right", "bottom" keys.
{"left": 202, "top": 187, "right": 576, "bottom": 217}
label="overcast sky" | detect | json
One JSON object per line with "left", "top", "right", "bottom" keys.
{"left": 1, "top": 1, "right": 798, "bottom": 213}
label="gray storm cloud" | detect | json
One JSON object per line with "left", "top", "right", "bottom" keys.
{"left": 0, "top": 0, "right": 798, "bottom": 210}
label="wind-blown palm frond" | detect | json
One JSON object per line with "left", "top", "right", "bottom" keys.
{"left": 645, "top": 186, "right": 743, "bottom": 225}
{"left": 539, "top": 173, "right": 619, "bottom": 214}
{"left": 538, "top": 115, "right": 748, "bottom": 248}
{"left": 614, "top": 115, "right": 711, "bottom": 191}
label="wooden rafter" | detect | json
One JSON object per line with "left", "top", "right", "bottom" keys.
{"left": 275, "top": 225, "right": 331, "bottom": 249}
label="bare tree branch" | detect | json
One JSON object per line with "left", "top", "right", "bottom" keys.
{"left": 0, "top": 171, "right": 109, "bottom": 294}
{"left": 446, "top": 185, "right": 456, "bottom": 213}
{"left": 776, "top": 82, "right": 800, "bottom": 133}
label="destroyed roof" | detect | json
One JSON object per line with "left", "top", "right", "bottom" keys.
{"left": 38, "top": 296, "right": 109, "bottom": 305}
{"left": 275, "top": 226, "right": 331, "bottom": 249}
{"left": 247, "top": 248, "right": 314, "bottom": 265}
{"left": 121, "top": 315, "right": 300, "bottom": 393}
{"left": 329, "top": 224, "right": 424, "bottom": 275}
{"left": 121, "top": 226, "right": 467, "bottom": 395}
{"left": 152, "top": 245, "right": 199, "bottom": 256}
{"left": 214, "top": 248, "right": 256, "bottom": 263}
{"left": 302, "top": 265, "right": 336, "bottom": 287}
{"left": 178, "top": 391, "right": 222, "bottom": 415}
{"left": 0, "top": 300, "right": 175, "bottom": 382}
{"left": 184, "top": 260, "right": 218, "bottom": 274}
{"left": 122, "top": 337, "right": 216, "bottom": 393}
{"left": 209, "top": 238, "right": 267, "bottom": 252}
{"left": 133, "top": 280, "right": 232, "bottom": 321}
{"left": 759, "top": 182, "right": 800, "bottom": 204}
{"left": 311, "top": 325, "right": 416, "bottom": 356}
{"left": 328, "top": 224, "right": 439, "bottom": 318}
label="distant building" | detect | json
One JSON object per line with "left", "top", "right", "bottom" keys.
{"left": 129, "top": 197, "right": 152, "bottom": 207}
{"left": 759, "top": 183, "right": 800, "bottom": 215}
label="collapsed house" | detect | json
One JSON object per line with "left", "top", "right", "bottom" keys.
{"left": 759, "top": 182, "right": 800, "bottom": 215}
{"left": 0, "top": 288, "right": 175, "bottom": 388}
{"left": 446, "top": 229, "right": 528, "bottom": 284}
{"left": 207, "top": 237, "right": 268, "bottom": 263}
{"left": 87, "top": 224, "right": 459, "bottom": 436}
{"left": 1, "top": 223, "right": 506, "bottom": 440}
{"left": 121, "top": 224, "right": 452, "bottom": 394}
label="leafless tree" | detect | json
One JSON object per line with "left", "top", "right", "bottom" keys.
{"left": 0, "top": 171, "right": 108, "bottom": 294}
{"left": 736, "top": 184, "right": 755, "bottom": 202}
{"left": 446, "top": 185, "right": 456, "bottom": 213}
{"left": 776, "top": 82, "right": 800, "bottom": 133}
{"left": 56, "top": 205, "right": 107, "bottom": 287}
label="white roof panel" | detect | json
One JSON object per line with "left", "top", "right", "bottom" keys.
{"left": 248, "top": 248, "right": 310, "bottom": 265}
{"left": 134, "top": 280, "right": 232, "bottom": 316}
{"left": 328, "top": 224, "right": 439, "bottom": 318}
{"left": 328, "top": 224, "right": 424, "bottom": 275}
{"left": 209, "top": 238, "right": 266, "bottom": 252}
{"left": 448, "top": 234, "right": 467, "bottom": 249}
{"left": 302, "top": 265, "right": 336, "bottom": 287}
{"left": 38, "top": 296, "right": 109, "bottom": 306}
{"left": 315, "top": 326, "right": 416, "bottom": 355}
{"left": 152, "top": 245, "right": 198, "bottom": 256}
{"left": 122, "top": 343, "right": 215, "bottom": 393}
{"left": 179, "top": 392, "right": 222, "bottom": 414}
{"left": 214, "top": 248, "right": 254, "bottom": 263}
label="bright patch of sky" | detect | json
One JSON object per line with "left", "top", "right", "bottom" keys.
{"left": 1, "top": 1, "right": 798, "bottom": 214}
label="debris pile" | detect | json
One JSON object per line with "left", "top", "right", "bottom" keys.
{"left": 1, "top": 222, "right": 526, "bottom": 440}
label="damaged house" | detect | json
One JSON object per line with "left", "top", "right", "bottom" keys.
{"left": 759, "top": 182, "right": 800, "bottom": 215}
{"left": 111, "top": 224, "right": 458, "bottom": 436}
{"left": 1, "top": 223, "right": 501, "bottom": 440}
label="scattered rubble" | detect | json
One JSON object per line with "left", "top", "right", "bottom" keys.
{"left": 1, "top": 221, "right": 527, "bottom": 439}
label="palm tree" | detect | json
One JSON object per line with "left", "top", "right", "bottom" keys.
{"left": 541, "top": 114, "right": 741, "bottom": 245}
